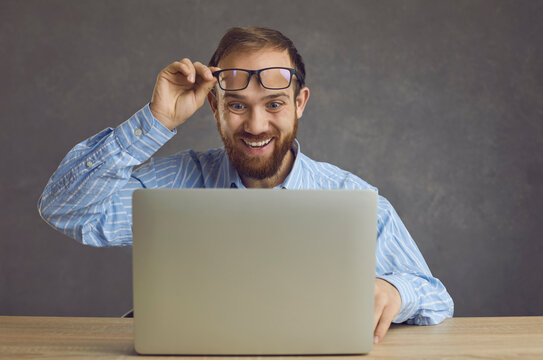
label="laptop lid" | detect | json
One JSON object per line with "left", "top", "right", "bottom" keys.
{"left": 132, "top": 189, "right": 377, "bottom": 355}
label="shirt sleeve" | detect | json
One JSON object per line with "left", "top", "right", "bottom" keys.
{"left": 375, "top": 196, "right": 454, "bottom": 325}
{"left": 37, "top": 104, "right": 176, "bottom": 247}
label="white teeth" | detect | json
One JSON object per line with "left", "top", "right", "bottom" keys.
{"left": 244, "top": 138, "right": 272, "bottom": 147}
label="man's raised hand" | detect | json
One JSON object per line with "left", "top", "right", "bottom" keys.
{"left": 150, "top": 59, "right": 220, "bottom": 131}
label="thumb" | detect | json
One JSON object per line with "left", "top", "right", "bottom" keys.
{"left": 194, "top": 77, "right": 217, "bottom": 103}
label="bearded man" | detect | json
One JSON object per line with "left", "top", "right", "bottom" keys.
{"left": 38, "top": 27, "right": 453, "bottom": 343}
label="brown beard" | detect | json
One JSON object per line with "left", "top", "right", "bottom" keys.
{"left": 218, "top": 117, "right": 298, "bottom": 180}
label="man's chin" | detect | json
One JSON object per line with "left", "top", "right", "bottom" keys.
{"left": 233, "top": 153, "right": 279, "bottom": 180}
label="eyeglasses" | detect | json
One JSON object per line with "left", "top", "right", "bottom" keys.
{"left": 212, "top": 67, "right": 305, "bottom": 91}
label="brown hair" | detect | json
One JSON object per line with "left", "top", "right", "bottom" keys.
{"left": 209, "top": 27, "right": 306, "bottom": 94}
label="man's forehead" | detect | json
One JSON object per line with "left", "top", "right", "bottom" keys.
{"left": 217, "top": 47, "right": 292, "bottom": 70}
{"left": 223, "top": 92, "right": 290, "bottom": 100}
{"left": 217, "top": 85, "right": 295, "bottom": 102}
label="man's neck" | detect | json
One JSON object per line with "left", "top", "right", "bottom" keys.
{"left": 240, "top": 149, "right": 294, "bottom": 189}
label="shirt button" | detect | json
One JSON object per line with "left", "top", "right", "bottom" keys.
{"left": 134, "top": 129, "right": 143, "bottom": 136}
{"left": 86, "top": 161, "right": 93, "bottom": 168}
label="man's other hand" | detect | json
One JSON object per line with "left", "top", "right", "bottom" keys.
{"left": 150, "top": 59, "right": 220, "bottom": 131}
{"left": 373, "top": 278, "right": 402, "bottom": 344}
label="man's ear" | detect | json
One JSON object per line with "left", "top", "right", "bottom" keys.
{"left": 207, "top": 89, "right": 219, "bottom": 119}
{"left": 295, "top": 86, "right": 310, "bottom": 119}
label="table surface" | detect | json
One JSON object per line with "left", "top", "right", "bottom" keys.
{"left": 1, "top": 316, "right": 543, "bottom": 359}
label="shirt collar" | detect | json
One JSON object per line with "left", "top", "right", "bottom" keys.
{"left": 222, "top": 139, "right": 303, "bottom": 189}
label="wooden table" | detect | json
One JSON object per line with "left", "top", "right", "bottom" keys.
{"left": 1, "top": 316, "right": 542, "bottom": 359}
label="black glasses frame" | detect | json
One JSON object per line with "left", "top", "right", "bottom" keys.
{"left": 212, "top": 67, "right": 305, "bottom": 91}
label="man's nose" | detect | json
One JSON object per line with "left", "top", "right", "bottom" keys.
{"left": 244, "top": 107, "right": 269, "bottom": 135}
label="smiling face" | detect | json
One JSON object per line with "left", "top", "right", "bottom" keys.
{"left": 208, "top": 48, "right": 310, "bottom": 186}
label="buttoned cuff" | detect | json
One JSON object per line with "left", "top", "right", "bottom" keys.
{"left": 114, "top": 103, "right": 176, "bottom": 162}
{"left": 377, "top": 274, "right": 420, "bottom": 323}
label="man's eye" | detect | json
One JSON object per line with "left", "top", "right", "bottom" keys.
{"left": 229, "top": 103, "right": 245, "bottom": 111}
{"left": 268, "top": 102, "right": 283, "bottom": 110}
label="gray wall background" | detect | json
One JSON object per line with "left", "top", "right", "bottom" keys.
{"left": 1, "top": 0, "right": 542, "bottom": 317}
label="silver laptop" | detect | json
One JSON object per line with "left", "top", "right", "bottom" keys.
{"left": 132, "top": 189, "right": 377, "bottom": 355}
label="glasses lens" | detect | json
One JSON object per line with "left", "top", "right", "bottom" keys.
{"left": 218, "top": 70, "right": 249, "bottom": 90}
{"left": 260, "top": 68, "right": 292, "bottom": 89}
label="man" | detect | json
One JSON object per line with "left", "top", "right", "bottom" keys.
{"left": 38, "top": 27, "right": 453, "bottom": 344}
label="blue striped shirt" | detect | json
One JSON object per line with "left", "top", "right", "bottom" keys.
{"left": 38, "top": 103, "right": 454, "bottom": 325}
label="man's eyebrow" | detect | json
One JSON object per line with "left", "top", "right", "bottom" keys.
{"left": 223, "top": 93, "right": 245, "bottom": 100}
{"left": 223, "top": 92, "right": 290, "bottom": 100}
{"left": 262, "top": 92, "right": 290, "bottom": 100}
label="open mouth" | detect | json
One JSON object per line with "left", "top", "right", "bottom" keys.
{"left": 242, "top": 138, "right": 273, "bottom": 149}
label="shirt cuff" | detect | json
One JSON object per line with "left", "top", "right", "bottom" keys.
{"left": 377, "top": 274, "right": 419, "bottom": 323}
{"left": 114, "top": 103, "right": 176, "bottom": 162}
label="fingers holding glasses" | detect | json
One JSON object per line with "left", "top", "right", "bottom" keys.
{"left": 161, "top": 59, "right": 192, "bottom": 86}
{"left": 193, "top": 61, "right": 216, "bottom": 82}
{"left": 172, "top": 59, "right": 216, "bottom": 86}
{"left": 150, "top": 58, "right": 219, "bottom": 130}
{"left": 168, "top": 60, "right": 218, "bottom": 91}
{"left": 192, "top": 62, "right": 220, "bottom": 106}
